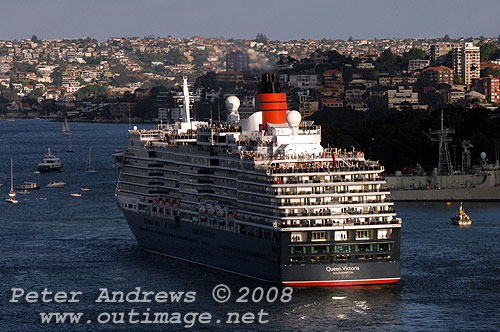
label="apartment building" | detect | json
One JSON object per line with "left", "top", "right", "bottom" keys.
{"left": 288, "top": 73, "right": 322, "bottom": 88}
{"left": 322, "top": 69, "right": 343, "bottom": 87}
{"left": 226, "top": 50, "right": 249, "bottom": 72}
{"left": 408, "top": 59, "right": 430, "bottom": 72}
{"left": 387, "top": 86, "right": 426, "bottom": 110}
{"left": 472, "top": 76, "right": 500, "bottom": 103}
{"left": 422, "top": 66, "right": 453, "bottom": 85}
{"left": 299, "top": 101, "right": 319, "bottom": 117}
{"left": 452, "top": 42, "right": 480, "bottom": 87}
{"left": 429, "top": 43, "right": 459, "bottom": 64}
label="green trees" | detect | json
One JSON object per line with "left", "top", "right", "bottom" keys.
{"left": 453, "top": 74, "right": 463, "bottom": 85}
{"left": 10, "top": 62, "right": 37, "bottom": 74}
{"left": 375, "top": 48, "right": 426, "bottom": 74}
{"left": 50, "top": 67, "right": 63, "bottom": 86}
{"left": 83, "top": 56, "right": 104, "bottom": 65}
{"left": 255, "top": 33, "right": 268, "bottom": 44}
{"left": 164, "top": 49, "right": 188, "bottom": 65}
{"left": 375, "top": 49, "right": 398, "bottom": 74}
{"left": 74, "top": 84, "right": 108, "bottom": 99}
{"left": 401, "top": 48, "right": 425, "bottom": 68}
{"left": 310, "top": 106, "right": 500, "bottom": 172}
{"left": 481, "top": 66, "right": 500, "bottom": 78}
{"left": 479, "top": 43, "right": 500, "bottom": 62}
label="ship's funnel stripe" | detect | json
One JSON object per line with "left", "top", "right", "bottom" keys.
{"left": 255, "top": 93, "right": 287, "bottom": 103}
{"left": 258, "top": 103, "right": 288, "bottom": 111}
{"left": 256, "top": 92, "right": 288, "bottom": 130}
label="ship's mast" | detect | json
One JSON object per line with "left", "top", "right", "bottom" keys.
{"left": 461, "top": 140, "right": 473, "bottom": 172}
{"left": 10, "top": 158, "right": 14, "bottom": 192}
{"left": 182, "top": 77, "right": 191, "bottom": 124}
{"left": 425, "top": 110, "right": 454, "bottom": 175}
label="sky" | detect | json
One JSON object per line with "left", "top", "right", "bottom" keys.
{"left": 1, "top": 0, "right": 499, "bottom": 41}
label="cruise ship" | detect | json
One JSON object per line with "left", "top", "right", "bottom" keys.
{"left": 116, "top": 74, "right": 402, "bottom": 286}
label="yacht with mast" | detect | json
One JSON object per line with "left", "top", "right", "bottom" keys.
{"left": 66, "top": 135, "right": 73, "bottom": 152}
{"left": 7, "top": 159, "right": 18, "bottom": 204}
{"left": 116, "top": 74, "right": 402, "bottom": 286}
{"left": 62, "top": 117, "right": 72, "bottom": 136}
{"left": 85, "top": 147, "right": 97, "bottom": 173}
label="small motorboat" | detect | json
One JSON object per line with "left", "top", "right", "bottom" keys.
{"left": 17, "top": 190, "right": 30, "bottom": 195}
{"left": 47, "top": 181, "right": 66, "bottom": 188}
{"left": 70, "top": 193, "right": 82, "bottom": 197}
{"left": 451, "top": 202, "right": 471, "bottom": 226}
{"left": 16, "top": 181, "right": 40, "bottom": 190}
{"left": 80, "top": 187, "right": 90, "bottom": 191}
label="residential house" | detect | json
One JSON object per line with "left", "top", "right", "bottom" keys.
{"left": 288, "top": 73, "right": 321, "bottom": 88}
{"left": 321, "top": 98, "right": 344, "bottom": 108}
{"left": 322, "top": 69, "right": 343, "bottom": 88}
{"left": 387, "top": 86, "right": 427, "bottom": 110}
{"left": 422, "top": 66, "right": 453, "bottom": 85}
{"left": 408, "top": 59, "right": 430, "bottom": 72}
{"left": 299, "top": 101, "right": 319, "bottom": 117}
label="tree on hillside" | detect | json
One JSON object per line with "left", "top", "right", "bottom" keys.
{"left": 401, "top": 48, "right": 426, "bottom": 68}
{"left": 375, "top": 49, "right": 398, "bottom": 74}
{"left": 480, "top": 43, "right": 499, "bottom": 62}
{"left": 481, "top": 66, "right": 500, "bottom": 78}
{"left": 31, "top": 35, "right": 39, "bottom": 43}
{"left": 50, "top": 66, "right": 64, "bottom": 86}
{"left": 255, "top": 33, "right": 268, "bottom": 44}
{"left": 75, "top": 84, "right": 108, "bottom": 99}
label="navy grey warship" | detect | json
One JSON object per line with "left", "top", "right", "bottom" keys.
{"left": 116, "top": 74, "right": 402, "bottom": 286}
{"left": 386, "top": 111, "right": 500, "bottom": 201}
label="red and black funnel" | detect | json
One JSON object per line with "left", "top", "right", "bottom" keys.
{"left": 255, "top": 73, "right": 287, "bottom": 131}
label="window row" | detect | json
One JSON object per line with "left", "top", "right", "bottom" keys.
{"left": 290, "top": 243, "right": 393, "bottom": 255}
{"left": 291, "top": 229, "right": 392, "bottom": 242}
{"left": 290, "top": 253, "right": 392, "bottom": 263}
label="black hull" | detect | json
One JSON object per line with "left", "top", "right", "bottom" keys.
{"left": 123, "top": 210, "right": 401, "bottom": 286}
{"left": 36, "top": 166, "right": 62, "bottom": 172}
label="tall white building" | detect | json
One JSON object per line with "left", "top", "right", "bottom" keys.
{"left": 452, "top": 42, "right": 480, "bottom": 87}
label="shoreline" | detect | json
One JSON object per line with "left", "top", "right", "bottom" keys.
{"left": 0, "top": 116, "right": 152, "bottom": 124}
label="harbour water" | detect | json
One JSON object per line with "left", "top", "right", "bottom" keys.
{"left": 1, "top": 119, "right": 499, "bottom": 331}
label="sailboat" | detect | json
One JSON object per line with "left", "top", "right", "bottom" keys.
{"left": 6, "top": 159, "right": 18, "bottom": 204}
{"left": 66, "top": 135, "right": 73, "bottom": 152}
{"left": 85, "top": 147, "right": 97, "bottom": 173}
{"left": 62, "top": 117, "right": 72, "bottom": 136}
{"left": 62, "top": 117, "right": 73, "bottom": 151}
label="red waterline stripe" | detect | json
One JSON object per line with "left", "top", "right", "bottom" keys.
{"left": 283, "top": 278, "right": 400, "bottom": 287}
